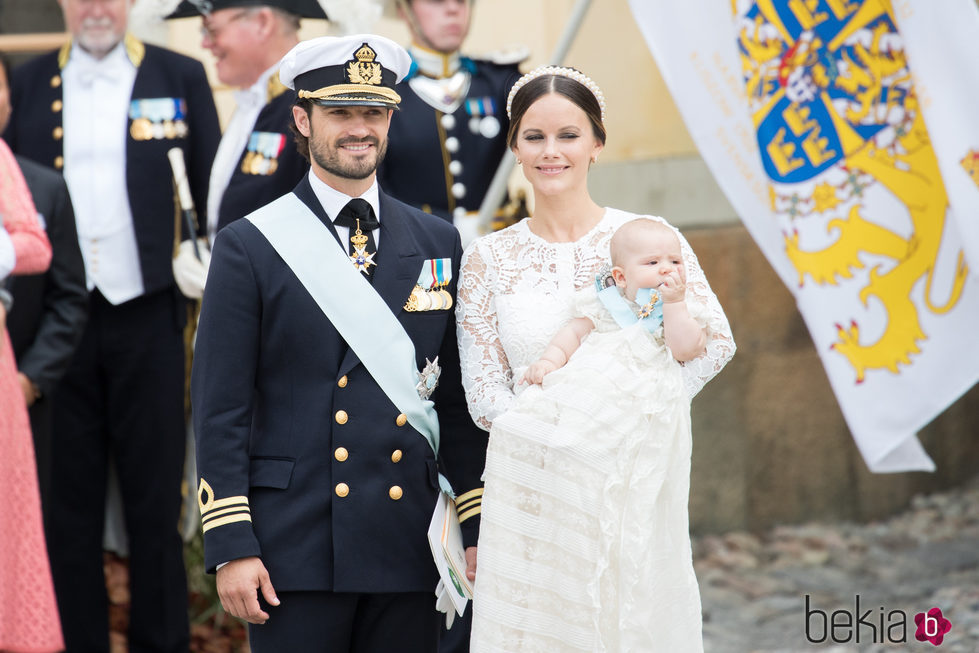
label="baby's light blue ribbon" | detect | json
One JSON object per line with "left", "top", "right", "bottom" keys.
{"left": 595, "top": 278, "right": 664, "bottom": 333}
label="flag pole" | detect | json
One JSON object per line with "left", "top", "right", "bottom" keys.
{"left": 475, "top": 0, "right": 594, "bottom": 234}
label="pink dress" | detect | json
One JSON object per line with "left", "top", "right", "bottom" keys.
{"left": 0, "top": 139, "right": 63, "bottom": 653}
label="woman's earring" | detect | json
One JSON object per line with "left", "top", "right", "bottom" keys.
{"left": 516, "top": 159, "right": 522, "bottom": 165}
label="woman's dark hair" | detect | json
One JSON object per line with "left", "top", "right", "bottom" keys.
{"left": 290, "top": 97, "right": 314, "bottom": 162}
{"left": 506, "top": 73, "right": 606, "bottom": 148}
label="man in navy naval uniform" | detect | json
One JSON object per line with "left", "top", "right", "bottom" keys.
{"left": 378, "top": 0, "right": 523, "bottom": 248}
{"left": 166, "top": 0, "right": 325, "bottom": 254}
{"left": 192, "top": 34, "right": 486, "bottom": 651}
{"left": 3, "top": 0, "right": 219, "bottom": 650}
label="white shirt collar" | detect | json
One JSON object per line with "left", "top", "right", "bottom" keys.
{"left": 409, "top": 43, "right": 461, "bottom": 79}
{"left": 306, "top": 169, "right": 381, "bottom": 225}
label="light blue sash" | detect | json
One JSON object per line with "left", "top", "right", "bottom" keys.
{"left": 596, "top": 284, "right": 664, "bottom": 333}
{"left": 247, "top": 194, "right": 453, "bottom": 495}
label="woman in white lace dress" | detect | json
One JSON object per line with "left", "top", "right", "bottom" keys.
{"left": 456, "top": 67, "right": 736, "bottom": 652}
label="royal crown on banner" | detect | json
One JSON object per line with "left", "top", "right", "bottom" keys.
{"left": 736, "top": 1, "right": 968, "bottom": 385}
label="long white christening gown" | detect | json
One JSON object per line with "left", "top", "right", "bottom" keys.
{"left": 456, "top": 209, "right": 735, "bottom": 652}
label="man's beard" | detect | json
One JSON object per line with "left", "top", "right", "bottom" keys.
{"left": 77, "top": 17, "right": 125, "bottom": 58}
{"left": 310, "top": 134, "right": 387, "bottom": 180}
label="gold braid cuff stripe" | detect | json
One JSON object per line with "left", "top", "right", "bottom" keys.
{"left": 202, "top": 512, "right": 252, "bottom": 533}
{"left": 458, "top": 506, "right": 482, "bottom": 524}
{"left": 199, "top": 493, "right": 250, "bottom": 515}
{"left": 454, "top": 488, "right": 484, "bottom": 505}
{"left": 202, "top": 505, "right": 251, "bottom": 522}
{"left": 455, "top": 496, "right": 482, "bottom": 515}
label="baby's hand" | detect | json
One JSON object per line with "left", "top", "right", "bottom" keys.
{"left": 522, "top": 359, "right": 558, "bottom": 385}
{"left": 658, "top": 270, "right": 686, "bottom": 304}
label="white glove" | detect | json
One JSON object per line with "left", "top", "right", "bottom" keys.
{"left": 434, "top": 579, "right": 458, "bottom": 630}
{"left": 172, "top": 238, "right": 210, "bottom": 300}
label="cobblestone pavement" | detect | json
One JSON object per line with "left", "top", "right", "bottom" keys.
{"left": 695, "top": 475, "right": 979, "bottom": 653}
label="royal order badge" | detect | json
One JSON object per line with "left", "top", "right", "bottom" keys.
{"left": 416, "top": 357, "right": 441, "bottom": 400}
{"left": 349, "top": 218, "right": 376, "bottom": 274}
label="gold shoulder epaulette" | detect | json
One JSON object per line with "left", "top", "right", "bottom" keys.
{"left": 267, "top": 71, "right": 289, "bottom": 103}
{"left": 124, "top": 33, "right": 145, "bottom": 68}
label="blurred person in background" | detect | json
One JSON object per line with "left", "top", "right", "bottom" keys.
{"left": 0, "top": 133, "right": 62, "bottom": 653}
{"left": 378, "top": 0, "right": 524, "bottom": 249}
{"left": 0, "top": 55, "right": 88, "bottom": 529}
{"left": 2, "top": 0, "right": 220, "bottom": 649}
{"left": 166, "top": 0, "right": 326, "bottom": 302}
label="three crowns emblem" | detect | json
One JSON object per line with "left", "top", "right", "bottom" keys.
{"left": 346, "top": 43, "right": 383, "bottom": 86}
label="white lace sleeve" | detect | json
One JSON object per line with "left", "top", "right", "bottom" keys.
{"left": 670, "top": 224, "right": 736, "bottom": 399}
{"left": 456, "top": 240, "right": 514, "bottom": 430}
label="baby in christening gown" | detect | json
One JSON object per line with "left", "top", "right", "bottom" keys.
{"left": 474, "top": 218, "right": 711, "bottom": 652}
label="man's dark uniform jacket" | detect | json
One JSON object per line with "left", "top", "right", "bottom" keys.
{"left": 378, "top": 56, "right": 520, "bottom": 225}
{"left": 213, "top": 75, "right": 308, "bottom": 233}
{"left": 3, "top": 35, "right": 219, "bottom": 291}
{"left": 192, "top": 177, "right": 485, "bottom": 592}
{"left": 6, "top": 156, "right": 88, "bottom": 513}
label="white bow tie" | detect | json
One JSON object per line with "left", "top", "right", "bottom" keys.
{"left": 75, "top": 57, "right": 126, "bottom": 86}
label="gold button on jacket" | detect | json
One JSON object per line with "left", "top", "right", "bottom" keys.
{"left": 389, "top": 486, "right": 403, "bottom": 500}
{"left": 51, "top": 99, "right": 63, "bottom": 112}
{"left": 334, "top": 447, "right": 348, "bottom": 462}
{"left": 391, "top": 449, "right": 403, "bottom": 463}
{"left": 54, "top": 156, "right": 64, "bottom": 170}
{"left": 337, "top": 375, "right": 348, "bottom": 388}
{"left": 335, "top": 483, "right": 349, "bottom": 497}
{"left": 53, "top": 126, "right": 64, "bottom": 140}
{"left": 395, "top": 413, "right": 407, "bottom": 427}
{"left": 335, "top": 410, "right": 348, "bottom": 425}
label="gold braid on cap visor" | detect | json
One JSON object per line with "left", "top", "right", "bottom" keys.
{"left": 299, "top": 84, "right": 402, "bottom": 105}
{"left": 506, "top": 66, "right": 606, "bottom": 122}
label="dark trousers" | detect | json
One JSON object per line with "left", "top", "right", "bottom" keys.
{"left": 249, "top": 591, "right": 439, "bottom": 653}
{"left": 48, "top": 288, "right": 189, "bottom": 653}
{"left": 438, "top": 602, "right": 471, "bottom": 652}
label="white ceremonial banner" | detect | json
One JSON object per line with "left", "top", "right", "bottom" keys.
{"left": 891, "top": 0, "right": 979, "bottom": 271}
{"left": 628, "top": 0, "right": 979, "bottom": 472}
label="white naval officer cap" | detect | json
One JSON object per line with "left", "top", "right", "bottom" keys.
{"left": 278, "top": 35, "right": 412, "bottom": 109}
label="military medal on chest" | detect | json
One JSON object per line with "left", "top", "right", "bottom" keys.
{"left": 404, "top": 258, "right": 453, "bottom": 311}
{"left": 349, "top": 219, "right": 376, "bottom": 273}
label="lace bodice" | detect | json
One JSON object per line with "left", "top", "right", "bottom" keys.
{"left": 456, "top": 208, "right": 735, "bottom": 429}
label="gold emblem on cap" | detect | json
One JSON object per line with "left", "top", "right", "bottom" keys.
{"left": 346, "top": 43, "right": 383, "bottom": 86}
